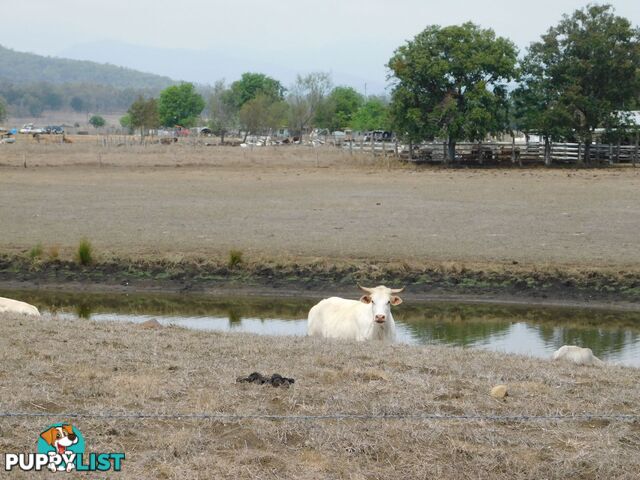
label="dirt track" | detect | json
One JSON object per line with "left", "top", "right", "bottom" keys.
{"left": 1, "top": 144, "right": 639, "bottom": 268}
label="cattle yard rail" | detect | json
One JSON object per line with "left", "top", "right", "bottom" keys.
{"left": 403, "top": 141, "right": 640, "bottom": 166}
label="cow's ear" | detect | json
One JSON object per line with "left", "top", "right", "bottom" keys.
{"left": 360, "top": 295, "right": 372, "bottom": 304}
{"left": 390, "top": 296, "right": 403, "bottom": 306}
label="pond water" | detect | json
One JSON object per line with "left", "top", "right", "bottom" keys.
{"left": 3, "top": 289, "right": 640, "bottom": 367}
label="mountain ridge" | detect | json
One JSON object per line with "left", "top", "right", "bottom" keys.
{"left": 0, "top": 44, "right": 175, "bottom": 89}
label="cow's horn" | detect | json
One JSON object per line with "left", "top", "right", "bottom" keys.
{"left": 357, "top": 284, "right": 373, "bottom": 294}
{"left": 390, "top": 287, "right": 405, "bottom": 294}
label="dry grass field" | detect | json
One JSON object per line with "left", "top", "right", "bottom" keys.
{"left": 1, "top": 312, "right": 639, "bottom": 479}
{"left": 1, "top": 138, "right": 639, "bottom": 269}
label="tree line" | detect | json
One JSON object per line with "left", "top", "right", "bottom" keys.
{"left": 2, "top": 3, "right": 638, "bottom": 163}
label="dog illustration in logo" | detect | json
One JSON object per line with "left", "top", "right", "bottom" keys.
{"left": 40, "top": 424, "right": 78, "bottom": 472}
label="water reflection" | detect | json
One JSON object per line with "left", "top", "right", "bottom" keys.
{"left": 3, "top": 289, "right": 640, "bottom": 367}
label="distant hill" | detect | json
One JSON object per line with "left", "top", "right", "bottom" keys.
{"left": 0, "top": 44, "right": 174, "bottom": 89}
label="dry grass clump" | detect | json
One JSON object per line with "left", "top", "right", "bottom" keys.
{"left": 1, "top": 312, "right": 639, "bottom": 479}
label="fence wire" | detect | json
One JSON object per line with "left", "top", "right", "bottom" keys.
{"left": 1, "top": 412, "right": 638, "bottom": 422}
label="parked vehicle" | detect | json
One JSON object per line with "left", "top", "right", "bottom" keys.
{"left": 43, "top": 125, "right": 65, "bottom": 134}
{"left": 19, "top": 123, "right": 44, "bottom": 134}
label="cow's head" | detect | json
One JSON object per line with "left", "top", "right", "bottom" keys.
{"left": 358, "top": 285, "right": 404, "bottom": 325}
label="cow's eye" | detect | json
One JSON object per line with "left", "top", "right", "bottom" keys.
{"left": 371, "top": 301, "right": 375, "bottom": 305}
{"left": 387, "top": 301, "right": 390, "bottom": 305}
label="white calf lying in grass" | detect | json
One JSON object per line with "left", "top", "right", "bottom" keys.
{"left": 0, "top": 296, "right": 41, "bottom": 316}
{"left": 307, "top": 285, "right": 404, "bottom": 342}
{"left": 552, "top": 345, "right": 604, "bottom": 366}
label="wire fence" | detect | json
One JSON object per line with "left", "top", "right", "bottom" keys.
{"left": 1, "top": 411, "right": 638, "bottom": 422}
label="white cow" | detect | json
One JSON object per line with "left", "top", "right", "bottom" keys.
{"left": 0, "top": 296, "right": 41, "bottom": 316}
{"left": 552, "top": 345, "right": 604, "bottom": 366}
{"left": 307, "top": 285, "right": 404, "bottom": 342}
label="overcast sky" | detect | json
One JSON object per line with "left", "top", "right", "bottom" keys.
{"left": 1, "top": 0, "right": 638, "bottom": 93}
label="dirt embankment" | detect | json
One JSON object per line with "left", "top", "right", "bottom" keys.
{"left": 2, "top": 255, "right": 639, "bottom": 307}
{"left": 1, "top": 146, "right": 639, "bottom": 305}
{"left": 1, "top": 312, "right": 639, "bottom": 479}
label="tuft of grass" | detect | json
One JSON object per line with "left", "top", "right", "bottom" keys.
{"left": 28, "top": 243, "right": 43, "bottom": 261}
{"left": 76, "top": 238, "right": 94, "bottom": 266}
{"left": 228, "top": 249, "right": 244, "bottom": 268}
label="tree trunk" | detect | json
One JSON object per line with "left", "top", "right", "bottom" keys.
{"left": 544, "top": 136, "right": 551, "bottom": 166}
{"left": 584, "top": 141, "right": 591, "bottom": 166}
{"left": 446, "top": 137, "right": 455, "bottom": 165}
{"left": 220, "top": 131, "right": 225, "bottom": 145}
{"left": 583, "top": 131, "right": 593, "bottom": 166}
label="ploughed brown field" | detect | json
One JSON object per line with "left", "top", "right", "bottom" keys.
{"left": 1, "top": 138, "right": 639, "bottom": 269}
{"left": 1, "top": 313, "right": 639, "bottom": 479}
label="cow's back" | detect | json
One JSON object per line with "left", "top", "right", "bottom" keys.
{"left": 307, "top": 297, "right": 363, "bottom": 340}
{"left": 0, "top": 297, "right": 41, "bottom": 316}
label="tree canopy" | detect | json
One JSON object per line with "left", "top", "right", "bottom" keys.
{"left": 128, "top": 96, "right": 160, "bottom": 136}
{"left": 239, "top": 93, "right": 288, "bottom": 135}
{"left": 287, "top": 72, "right": 332, "bottom": 134}
{"left": 315, "top": 86, "right": 364, "bottom": 131}
{"left": 89, "top": 115, "right": 106, "bottom": 129}
{"left": 514, "top": 4, "right": 640, "bottom": 163}
{"left": 158, "top": 83, "right": 205, "bottom": 127}
{"left": 351, "top": 97, "right": 389, "bottom": 131}
{"left": 388, "top": 22, "right": 517, "bottom": 159}
{"left": 229, "top": 73, "right": 285, "bottom": 108}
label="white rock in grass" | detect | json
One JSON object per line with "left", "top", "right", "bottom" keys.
{"left": 490, "top": 384, "right": 508, "bottom": 399}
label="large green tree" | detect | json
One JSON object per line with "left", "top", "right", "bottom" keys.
{"left": 128, "top": 96, "right": 160, "bottom": 137}
{"left": 158, "top": 83, "right": 205, "bottom": 127}
{"left": 239, "top": 93, "right": 288, "bottom": 137}
{"left": 351, "top": 97, "right": 390, "bottom": 131}
{"left": 519, "top": 4, "right": 640, "bottom": 164}
{"left": 388, "top": 22, "right": 518, "bottom": 161}
{"left": 229, "top": 73, "right": 285, "bottom": 109}
{"left": 315, "top": 86, "right": 364, "bottom": 131}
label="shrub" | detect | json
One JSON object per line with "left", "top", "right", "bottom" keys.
{"left": 28, "top": 243, "right": 43, "bottom": 261}
{"left": 76, "top": 238, "right": 94, "bottom": 265}
{"left": 228, "top": 249, "right": 243, "bottom": 268}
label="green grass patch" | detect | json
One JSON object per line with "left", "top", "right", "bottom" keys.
{"left": 76, "top": 238, "right": 94, "bottom": 266}
{"left": 28, "top": 243, "right": 43, "bottom": 261}
{"left": 228, "top": 250, "right": 244, "bottom": 268}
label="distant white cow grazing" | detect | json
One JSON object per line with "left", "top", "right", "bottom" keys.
{"left": 0, "top": 296, "right": 41, "bottom": 316}
{"left": 307, "top": 285, "right": 404, "bottom": 342}
{"left": 552, "top": 345, "right": 604, "bottom": 366}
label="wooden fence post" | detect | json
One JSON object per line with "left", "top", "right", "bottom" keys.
{"left": 577, "top": 142, "right": 582, "bottom": 166}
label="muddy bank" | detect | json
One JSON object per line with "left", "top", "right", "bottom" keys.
{"left": 1, "top": 254, "right": 639, "bottom": 308}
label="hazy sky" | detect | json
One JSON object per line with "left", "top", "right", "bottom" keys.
{"left": 1, "top": 0, "right": 638, "bottom": 92}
